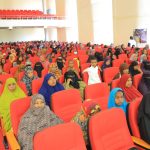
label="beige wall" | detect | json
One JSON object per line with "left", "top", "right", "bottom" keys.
{"left": 56, "top": 0, "right": 66, "bottom": 41}
{"left": 113, "top": 0, "right": 138, "bottom": 45}
{"left": 0, "top": 0, "right": 43, "bottom": 10}
{"left": 0, "top": 28, "right": 45, "bottom": 42}
{"left": 77, "top": 0, "right": 94, "bottom": 43}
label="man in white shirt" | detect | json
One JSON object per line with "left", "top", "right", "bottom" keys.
{"left": 128, "top": 36, "right": 136, "bottom": 47}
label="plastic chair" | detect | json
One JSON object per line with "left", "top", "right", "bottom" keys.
{"left": 133, "top": 73, "right": 142, "bottom": 89}
{"left": 32, "top": 78, "right": 44, "bottom": 94}
{"left": 103, "top": 67, "right": 119, "bottom": 84}
{"left": 128, "top": 99, "right": 150, "bottom": 149}
{"left": 33, "top": 123, "right": 86, "bottom": 150}
{"left": 111, "top": 78, "right": 120, "bottom": 89}
{"left": 18, "top": 81, "right": 28, "bottom": 95}
{"left": 112, "top": 59, "right": 124, "bottom": 67}
{"left": 85, "top": 83, "right": 109, "bottom": 99}
{"left": 89, "top": 108, "right": 135, "bottom": 150}
{"left": 51, "top": 89, "right": 82, "bottom": 122}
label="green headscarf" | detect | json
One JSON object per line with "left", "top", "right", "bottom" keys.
{"left": 0, "top": 78, "right": 26, "bottom": 132}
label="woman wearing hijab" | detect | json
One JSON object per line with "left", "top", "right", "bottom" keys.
{"left": 56, "top": 57, "right": 64, "bottom": 71}
{"left": 48, "top": 63, "right": 62, "bottom": 80}
{"left": 39, "top": 73, "right": 64, "bottom": 107}
{"left": 138, "top": 61, "right": 150, "bottom": 95}
{"left": 34, "top": 62, "right": 44, "bottom": 78}
{"left": 0, "top": 78, "right": 26, "bottom": 131}
{"left": 108, "top": 88, "right": 128, "bottom": 114}
{"left": 113, "top": 63, "right": 129, "bottom": 80}
{"left": 101, "top": 57, "right": 111, "bottom": 71}
{"left": 22, "top": 66, "right": 37, "bottom": 96}
{"left": 138, "top": 93, "right": 150, "bottom": 144}
{"left": 63, "top": 70, "right": 86, "bottom": 99}
{"left": 18, "top": 94, "right": 63, "bottom": 150}
{"left": 129, "top": 61, "right": 142, "bottom": 77}
{"left": 118, "top": 74, "right": 142, "bottom": 102}
{"left": 72, "top": 100, "right": 101, "bottom": 145}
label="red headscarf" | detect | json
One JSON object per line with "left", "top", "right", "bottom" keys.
{"left": 82, "top": 100, "right": 101, "bottom": 116}
{"left": 118, "top": 74, "right": 142, "bottom": 102}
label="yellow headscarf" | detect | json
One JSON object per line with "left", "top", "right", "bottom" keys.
{"left": 0, "top": 78, "right": 26, "bottom": 131}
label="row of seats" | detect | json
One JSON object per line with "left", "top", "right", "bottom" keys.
{"left": 0, "top": 9, "right": 64, "bottom": 19}
{"left": 6, "top": 92, "right": 147, "bottom": 150}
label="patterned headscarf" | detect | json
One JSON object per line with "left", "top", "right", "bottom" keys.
{"left": 22, "top": 66, "right": 37, "bottom": 96}
{"left": 18, "top": 94, "right": 63, "bottom": 150}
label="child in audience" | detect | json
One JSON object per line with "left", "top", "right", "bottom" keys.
{"left": 22, "top": 66, "right": 37, "bottom": 96}
{"left": 63, "top": 70, "right": 86, "bottom": 99}
{"left": 72, "top": 100, "right": 101, "bottom": 145}
{"left": 66, "top": 59, "right": 79, "bottom": 76}
{"left": 18, "top": 94, "right": 63, "bottom": 150}
{"left": 40, "top": 55, "right": 49, "bottom": 68}
{"left": 83, "top": 56, "right": 102, "bottom": 85}
{"left": 39, "top": 73, "right": 64, "bottom": 107}
{"left": 118, "top": 74, "right": 142, "bottom": 102}
{"left": 0, "top": 78, "right": 26, "bottom": 131}
{"left": 108, "top": 88, "right": 128, "bottom": 114}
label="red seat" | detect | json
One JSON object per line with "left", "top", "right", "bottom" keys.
{"left": 33, "top": 123, "right": 86, "bottom": 150}
{"left": 103, "top": 67, "right": 119, "bottom": 84}
{"left": 41, "top": 68, "right": 48, "bottom": 77}
{"left": 111, "top": 78, "right": 120, "bottom": 89}
{"left": 128, "top": 99, "right": 150, "bottom": 149}
{"left": 10, "top": 66, "right": 18, "bottom": 76}
{"left": 78, "top": 55, "right": 88, "bottom": 64}
{"left": 89, "top": 108, "right": 135, "bottom": 150}
{"left": 51, "top": 89, "right": 82, "bottom": 122}
{"left": 0, "top": 74, "right": 13, "bottom": 84}
{"left": 133, "top": 73, "right": 142, "bottom": 89}
{"left": 10, "top": 97, "right": 31, "bottom": 136}
{"left": 18, "top": 81, "right": 28, "bottom": 95}
{"left": 85, "top": 83, "right": 109, "bottom": 99}
{"left": 112, "top": 59, "right": 124, "bottom": 67}
{"left": 80, "top": 63, "right": 90, "bottom": 72}
{"left": 32, "top": 78, "right": 44, "bottom": 94}
{"left": 118, "top": 54, "right": 128, "bottom": 61}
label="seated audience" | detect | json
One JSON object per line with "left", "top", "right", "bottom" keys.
{"left": 101, "top": 57, "right": 111, "bottom": 71}
{"left": 138, "top": 61, "right": 150, "bottom": 95}
{"left": 0, "top": 78, "right": 26, "bottom": 131}
{"left": 113, "top": 63, "right": 129, "bottom": 80}
{"left": 22, "top": 66, "right": 37, "bottom": 96}
{"left": 48, "top": 63, "right": 62, "bottom": 80}
{"left": 83, "top": 56, "right": 102, "bottom": 85}
{"left": 39, "top": 73, "right": 64, "bottom": 107}
{"left": 138, "top": 93, "right": 150, "bottom": 144}
{"left": 18, "top": 94, "right": 63, "bottom": 150}
{"left": 118, "top": 74, "right": 142, "bottom": 102}
{"left": 108, "top": 88, "right": 128, "bottom": 114}
{"left": 72, "top": 100, "right": 101, "bottom": 145}
{"left": 129, "top": 61, "right": 142, "bottom": 77}
{"left": 63, "top": 70, "right": 86, "bottom": 99}
{"left": 34, "top": 62, "right": 44, "bottom": 78}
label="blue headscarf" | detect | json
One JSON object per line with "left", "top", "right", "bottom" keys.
{"left": 39, "top": 73, "right": 64, "bottom": 106}
{"left": 108, "top": 88, "right": 128, "bottom": 114}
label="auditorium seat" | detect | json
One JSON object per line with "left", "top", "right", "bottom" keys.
{"left": 34, "top": 123, "right": 86, "bottom": 150}
{"left": 51, "top": 89, "right": 82, "bottom": 122}
{"left": 89, "top": 108, "right": 136, "bottom": 150}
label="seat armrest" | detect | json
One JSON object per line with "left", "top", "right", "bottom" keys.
{"left": 6, "top": 130, "right": 20, "bottom": 150}
{"left": 132, "top": 136, "right": 150, "bottom": 149}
